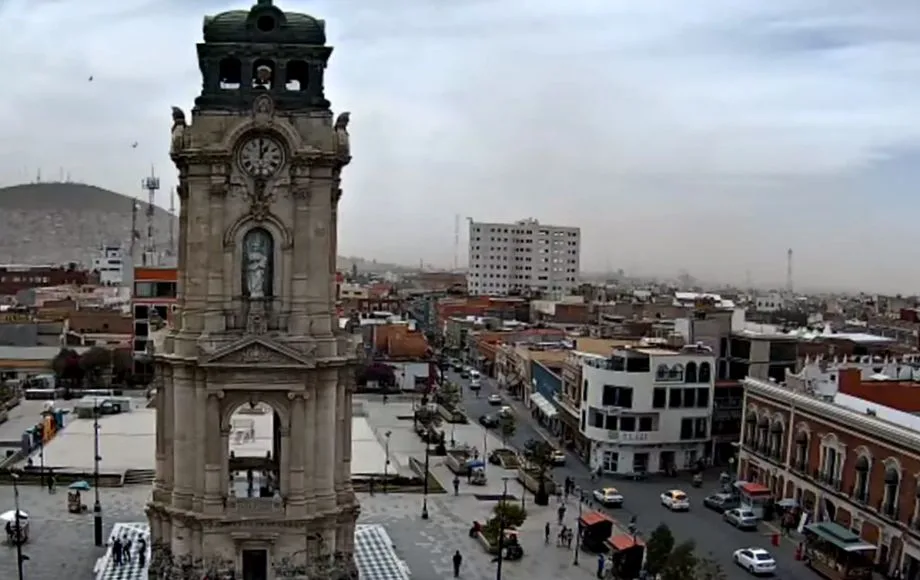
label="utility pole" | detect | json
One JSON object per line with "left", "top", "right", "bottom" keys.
{"left": 11, "top": 471, "right": 29, "bottom": 580}
{"left": 421, "top": 438, "right": 430, "bottom": 519}
{"left": 93, "top": 399, "right": 103, "bottom": 546}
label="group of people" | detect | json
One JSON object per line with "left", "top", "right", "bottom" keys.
{"left": 110, "top": 534, "right": 147, "bottom": 568}
{"left": 546, "top": 522, "right": 574, "bottom": 548}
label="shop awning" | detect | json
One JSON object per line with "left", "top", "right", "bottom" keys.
{"left": 531, "top": 392, "right": 558, "bottom": 418}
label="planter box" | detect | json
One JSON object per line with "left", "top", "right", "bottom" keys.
{"left": 516, "top": 468, "right": 556, "bottom": 495}
{"left": 475, "top": 531, "right": 499, "bottom": 555}
{"left": 445, "top": 451, "right": 474, "bottom": 474}
{"left": 437, "top": 405, "right": 467, "bottom": 424}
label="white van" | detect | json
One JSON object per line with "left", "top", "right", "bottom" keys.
{"left": 469, "top": 370, "right": 481, "bottom": 388}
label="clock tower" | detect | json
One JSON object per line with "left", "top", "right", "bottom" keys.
{"left": 147, "top": 1, "right": 359, "bottom": 578}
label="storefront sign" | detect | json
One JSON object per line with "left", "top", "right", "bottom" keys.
{"left": 604, "top": 431, "right": 649, "bottom": 442}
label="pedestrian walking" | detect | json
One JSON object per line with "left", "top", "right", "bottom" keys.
{"left": 544, "top": 522, "right": 551, "bottom": 544}
{"left": 137, "top": 537, "right": 147, "bottom": 568}
{"left": 557, "top": 503, "right": 566, "bottom": 525}
{"left": 453, "top": 476, "right": 460, "bottom": 496}
{"left": 48, "top": 472, "right": 56, "bottom": 494}
{"left": 452, "top": 550, "right": 462, "bottom": 577}
{"left": 112, "top": 537, "right": 123, "bottom": 566}
{"left": 596, "top": 553, "right": 605, "bottom": 579}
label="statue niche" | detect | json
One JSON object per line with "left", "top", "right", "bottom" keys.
{"left": 243, "top": 228, "right": 274, "bottom": 299}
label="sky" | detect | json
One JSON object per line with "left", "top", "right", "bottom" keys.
{"left": 1, "top": 0, "right": 920, "bottom": 292}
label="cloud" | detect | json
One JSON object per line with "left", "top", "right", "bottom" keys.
{"left": 1, "top": 0, "right": 919, "bottom": 291}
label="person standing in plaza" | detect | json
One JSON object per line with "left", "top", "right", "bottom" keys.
{"left": 452, "top": 550, "right": 463, "bottom": 577}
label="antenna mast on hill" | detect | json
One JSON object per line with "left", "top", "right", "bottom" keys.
{"left": 168, "top": 188, "right": 176, "bottom": 257}
{"left": 141, "top": 166, "right": 160, "bottom": 266}
{"left": 130, "top": 197, "right": 140, "bottom": 263}
{"left": 786, "top": 248, "right": 794, "bottom": 295}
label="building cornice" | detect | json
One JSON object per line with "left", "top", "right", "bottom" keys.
{"left": 744, "top": 377, "right": 920, "bottom": 454}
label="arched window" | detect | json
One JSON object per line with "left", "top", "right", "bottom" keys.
{"left": 698, "top": 362, "right": 711, "bottom": 383}
{"left": 655, "top": 364, "right": 669, "bottom": 381}
{"left": 252, "top": 58, "right": 276, "bottom": 89}
{"left": 685, "top": 362, "right": 698, "bottom": 383}
{"left": 668, "top": 364, "right": 684, "bottom": 382}
{"left": 853, "top": 454, "right": 870, "bottom": 502}
{"left": 756, "top": 415, "right": 769, "bottom": 449}
{"left": 883, "top": 463, "right": 901, "bottom": 517}
{"left": 744, "top": 410, "right": 758, "bottom": 445}
{"left": 242, "top": 228, "right": 274, "bottom": 299}
{"left": 769, "top": 419, "right": 784, "bottom": 458}
{"left": 793, "top": 431, "right": 809, "bottom": 470}
{"left": 218, "top": 57, "right": 242, "bottom": 89}
{"left": 285, "top": 59, "right": 310, "bottom": 91}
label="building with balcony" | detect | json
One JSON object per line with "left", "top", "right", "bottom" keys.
{"left": 739, "top": 377, "right": 920, "bottom": 578}
{"left": 132, "top": 266, "right": 178, "bottom": 358}
{"left": 580, "top": 344, "right": 715, "bottom": 476}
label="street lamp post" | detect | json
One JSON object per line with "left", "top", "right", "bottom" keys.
{"left": 496, "top": 477, "right": 511, "bottom": 580}
{"left": 93, "top": 400, "right": 103, "bottom": 547}
{"left": 450, "top": 423, "right": 456, "bottom": 448}
{"left": 573, "top": 486, "right": 583, "bottom": 565}
{"left": 421, "top": 438, "right": 430, "bottom": 519}
{"left": 10, "top": 471, "right": 28, "bottom": 580}
{"left": 38, "top": 412, "right": 46, "bottom": 490}
{"left": 383, "top": 431, "right": 392, "bottom": 494}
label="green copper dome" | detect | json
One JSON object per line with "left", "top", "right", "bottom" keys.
{"left": 202, "top": 0, "right": 326, "bottom": 45}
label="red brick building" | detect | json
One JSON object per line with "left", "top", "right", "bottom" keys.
{"left": 739, "top": 377, "right": 920, "bottom": 577}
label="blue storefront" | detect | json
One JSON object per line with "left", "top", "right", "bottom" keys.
{"left": 530, "top": 361, "right": 562, "bottom": 436}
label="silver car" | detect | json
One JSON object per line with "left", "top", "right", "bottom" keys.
{"left": 723, "top": 508, "right": 759, "bottom": 530}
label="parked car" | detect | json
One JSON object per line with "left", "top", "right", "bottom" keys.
{"left": 452, "top": 362, "right": 463, "bottom": 372}
{"left": 550, "top": 449, "right": 567, "bottom": 466}
{"left": 479, "top": 414, "right": 499, "bottom": 428}
{"left": 460, "top": 369, "right": 470, "bottom": 379}
{"left": 703, "top": 493, "right": 740, "bottom": 513}
{"left": 592, "top": 487, "right": 624, "bottom": 507}
{"left": 498, "top": 406, "right": 513, "bottom": 418}
{"left": 732, "top": 547, "right": 776, "bottom": 575}
{"left": 488, "top": 394, "right": 502, "bottom": 405}
{"left": 723, "top": 508, "right": 759, "bottom": 530}
{"left": 660, "top": 490, "right": 690, "bottom": 511}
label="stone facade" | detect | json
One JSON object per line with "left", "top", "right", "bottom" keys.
{"left": 146, "top": 1, "right": 360, "bottom": 578}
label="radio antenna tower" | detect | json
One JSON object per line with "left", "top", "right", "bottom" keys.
{"left": 130, "top": 197, "right": 140, "bottom": 262}
{"left": 142, "top": 167, "right": 160, "bottom": 266}
{"left": 453, "top": 214, "right": 460, "bottom": 270}
{"left": 168, "top": 188, "right": 176, "bottom": 256}
{"left": 786, "top": 248, "right": 794, "bottom": 295}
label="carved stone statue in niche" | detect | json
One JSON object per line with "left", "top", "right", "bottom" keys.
{"left": 243, "top": 228, "right": 273, "bottom": 299}
{"left": 333, "top": 112, "right": 350, "bottom": 158}
{"left": 170, "top": 106, "right": 187, "bottom": 155}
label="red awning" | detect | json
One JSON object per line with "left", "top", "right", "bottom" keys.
{"left": 739, "top": 482, "right": 770, "bottom": 495}
{"left": 579, "top": 511, "right": 612, "bottom": 527}
{"left": 607, "top": 533, "right": 645, "bottom": 551}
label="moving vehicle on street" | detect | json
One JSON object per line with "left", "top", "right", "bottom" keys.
{"left": 592, "top": 487, "right": 624, "bottom": 507}
{"left": 451, "top": 361, "right": 463, "bottom": 372}
{"left": 802, "top": 521, "right": 877, "bottom": 580}
{"left": 469, "top": 370, "right": 481, "bottom": 388}
{"left": 498, "top": 406, "right": 513, "bottom": 418}
{"left": 460, "top": 368, "right": 470, "bottom": 379}
{"left": 703, "top": 492, "right": 740, "bottom": 513}
{"left": 479, "top": 414, "right": 499, "bottom": 428}
{"left": 723, "top": 508, "right": 760, "bottom": 530}
{"left": 732, "top": 547, "right": 776, "bottom": 575}
{"left": 660, "top": 489, "right": 690, "bottom": 511}
{"left": 487, "top": 394, "right": 502, "bottom": 405}
{"left": 550, "top": 449, "right": 566, "bottom": 466}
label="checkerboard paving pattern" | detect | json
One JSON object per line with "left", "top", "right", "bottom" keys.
{"left": 355, "top": 524, "right": 411, "bottom": 580}
{"left": 95, "top": 522, "right": 150, "bottom": 580}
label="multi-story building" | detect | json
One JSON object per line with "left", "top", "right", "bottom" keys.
{"left": 739, "top": 376, "right": 920, "bottom": 578}
{"left": 0, "top": 264, "right": 93, "bottom": 295}
{"left": 579, "top": 343, "right": 715, "bottom": 476}
{"left": 131, "top": 266, "right": 177, "bottom": 357}
{"left": 467, "top": 218, "right": 580, "bottom": 297}
{"left": 91, "top": 245, "right": 126, "bottom": 287}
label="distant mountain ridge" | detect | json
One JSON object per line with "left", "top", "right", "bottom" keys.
{"left": 0, "top": 182, "right": 415, "bottom": 273}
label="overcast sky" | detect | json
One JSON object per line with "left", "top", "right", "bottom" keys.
{"left": 1, "top": 0, "right": 919, "bottom": 292}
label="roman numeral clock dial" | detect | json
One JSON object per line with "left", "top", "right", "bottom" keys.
{"left": 238, "top": 136, "right": 285, "bottom": 178}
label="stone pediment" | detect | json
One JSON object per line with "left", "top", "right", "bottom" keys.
{"left": 200, "top": 337, "right": 314, "bottom": 368}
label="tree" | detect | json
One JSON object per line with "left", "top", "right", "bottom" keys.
{"left": 79, "top": 346, "right": 113, "bottom": 387}
{"left": 51, "top": 347, "right": 83, "bottom": 395}
{"left": 644, "top": 523, "right": 675, "bottom": 577}
{"left": 522, "top": 438, "right": 554, "bottom": 506}
{"left": 695, "top": 553, "right": 728, "bottom": 580}
{"left": 435, "top": 381, "right": 461, "bottom": 410}
{"left": 660, "top": 540, "right": 698, "bottom": 580}
{"left": 498, "top": 414, "right": 516, "bottom": 448}
{"left": 111, "top": 348, "right": 135, "bottom": 385}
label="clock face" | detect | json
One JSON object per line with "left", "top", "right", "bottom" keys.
{"left": 239, "top": 136, "right": 285, "bottom": 177}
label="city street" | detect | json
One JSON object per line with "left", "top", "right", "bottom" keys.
{"left": 448, "top": 369, "right": 819, "bottom": 580}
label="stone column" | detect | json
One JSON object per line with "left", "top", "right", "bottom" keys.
{"left": 314, "top": 372, "right": 336, "bottom": 508}
{"left": 333, "top": 373, "right": 346, "bottom": 496}
{"left": 287, "top": 392, "right": 306, "bottom": 512}
{"left": 205, "top": 181, "right": 226, "bottom": 332}
{"left": 279, "top": 423, "right": 291, "bottom": 500}
{"left": 194, "top": 380, "right": 207, "bottom": 511}
{"left": 203, "top": 391, "right": 224, "bottom": 512}
{"left": 342, "top": 379, "right": 354, "bottom": 493}
{"left": 289, "top": 178, "right": 311, "bottom": 335}
{"left": 304, "top": 381, "right": 316, "bottom": 510}
{"left": 154, "top": 385, "right": 167, "bottom": 500}
{"left": 171, "top": 369, "right": 195, "bottom": 510}
{"left": 161, "top": 370, "right": 175, "bottom": 497}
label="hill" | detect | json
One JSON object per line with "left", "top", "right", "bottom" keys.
{"left": 0, "top": 183, "right": 415, "bottom": 273}
{"left": 0, "top": 182, "right": 174, "bottom": 266}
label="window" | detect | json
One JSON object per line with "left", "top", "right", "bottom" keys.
{"left": 669, "top": 388, "right": 682, "bottom": 409}
{"left": 135, "top": 282, "right": 154, "bottom": 298}
{"left": 694, "top": 418, "right": 708, "bottom": 438}
{"left": 605, "top": 415, "right": 618, "bottom": 430}
{"left": 601, "top": 386, "right": 633, "bottom": 408}
{"left": 590, "top": 408, "right": 604, "bottom": 428}
{"left": 685, "top": 362, "right": 698, "bottom": 383}
{"left": 582, "top": 380, "right": 588, "bottom": 402}
{"left": 619, "top": 417, "right": 636, "bottom": 431}
{"left": 682, "top": 388, "right": 696, "bottom": 408}
{"left": 699, "top": 362, "right": 712, "bottom": 383}
{"left": 580, "top": 410, "right": 586, "bottom": 431}
{"left": 680, "top": 418, "right": 693, "bottom": 440}
{"left": 696, "top": 388, "right": 710, "bottom": 408}
{"left": 652, "top": 388, "right": 667, "bottom": 409}
{"left": 602, "top": 385, "right": 617, "bottom": 406}
{"left": 638, "top": 417, "right": 653, "bottom": 432}
{"left": 655, "top": 364, "right": 669, "bottom": 381}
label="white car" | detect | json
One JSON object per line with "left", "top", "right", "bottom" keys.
{"left": 487, "top": 394, "right": 502, "bottom": 405}
{"left": 592, "top": 487, "right": 624, "bottom": 507}
{"left": 660, "top": 489, "right": 690, "bottom": 511}
{"left": 733, "top": 547, "right": 776, "bottom": 575}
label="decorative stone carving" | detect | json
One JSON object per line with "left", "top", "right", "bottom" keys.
{"left": 245, "top": 179, "right": 275, "bottom": 223}
{"left": 246, "top": 300, "right": 268, "bottom": 335}
{"left": 333, "top": 112, "right": 350, "bottom": 158}
{"left": 253, "top": 94, "right": 274, "bottom": 118}
{"left": 170, "top": 106, "right": 187, "bottom": 155}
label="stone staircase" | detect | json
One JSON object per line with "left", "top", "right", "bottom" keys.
{"left": 123, "top": 469, "right": 155, "bottom": 485}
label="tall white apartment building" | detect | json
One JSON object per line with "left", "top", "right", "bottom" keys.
{"left": 468, "top": 218, "right": 580, "bottom": 297}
